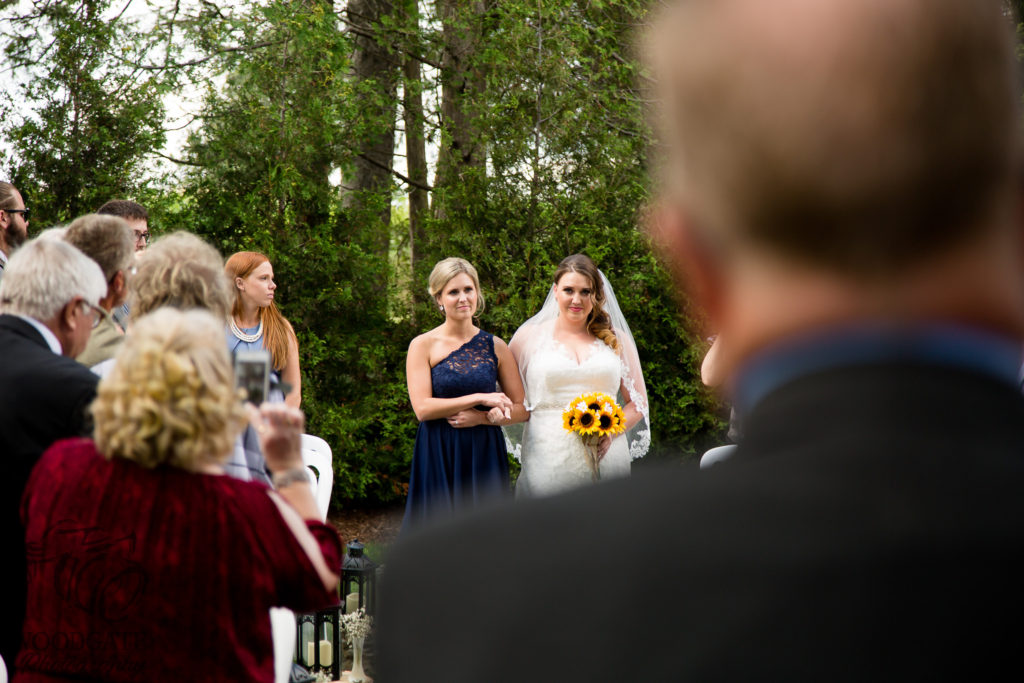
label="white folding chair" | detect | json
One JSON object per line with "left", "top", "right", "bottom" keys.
{"left": 300, "top": 433, "right": 334, "bottom": 523}
{"left": 270, "top": 607, "right": 296, "bottom": 683}
{"left": 271, "top": 435, "right": 334, "bottom": 681}
{"left": 700, "top": 444, "right": 737, "bottom": 469}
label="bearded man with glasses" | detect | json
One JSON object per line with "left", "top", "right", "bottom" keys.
{"left": 0, "top": 236, "right": 107, "bottom": 676}
{"left": 0, "top": 181, "right": 30, "bottom": 283}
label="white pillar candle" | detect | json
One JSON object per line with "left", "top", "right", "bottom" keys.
{"left": 346, "top": 592, "right": 360, "bottom": 614}
{"left": 307, "top": 640, "right": 315, "bottom": 665}
{"left": 319, "top": 639, "right": 333, "bottom": 667}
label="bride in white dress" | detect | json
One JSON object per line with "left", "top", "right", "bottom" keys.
{"left": 509, "top": 254, "right": 650, "bottom": 497}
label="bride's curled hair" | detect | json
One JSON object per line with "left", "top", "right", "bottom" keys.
{"left": 554, "top": 254, "right": 617, "bottom": 350}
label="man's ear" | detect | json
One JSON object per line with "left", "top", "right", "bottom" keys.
{"left": 646, "top": 201, "right": 726, "bottom": 328}
{"left": 112, "top": 270, "right": 127, "bottom": 298}
{"left": 59, "top": 297, "right": 82, "bottom": 334}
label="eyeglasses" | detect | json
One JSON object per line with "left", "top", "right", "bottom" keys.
{"left": 3, "top": 208, "right": 29, "bottom": 221}
{"left": 80, "top": 302, "right": 104, "bottom": 329}
{"left": 133, "top": 231, "right": 150, "bottom": 243}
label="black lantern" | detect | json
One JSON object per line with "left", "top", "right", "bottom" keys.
{"left": 295, "top": 606, "right": 342, "bottom": 681}
{"left": 341, "top": 540, "right": 378, "bottom": 615}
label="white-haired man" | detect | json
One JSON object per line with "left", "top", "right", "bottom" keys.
{"left": 378, "top": 1, "right": 1024, "bottom": 681}
{"left": 0, "top": 237, "right": 106, "bottom": 675}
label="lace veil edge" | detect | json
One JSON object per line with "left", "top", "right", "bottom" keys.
{"left": 503, "top": 270, "right": 650, "bottom": 462}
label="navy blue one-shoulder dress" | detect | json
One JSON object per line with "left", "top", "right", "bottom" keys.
{"left": 401, "top": 330, "right": 511, "bottom": 531}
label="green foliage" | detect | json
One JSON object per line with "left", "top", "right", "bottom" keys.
{"left": 2, "top": 0, "right": 726, "bottom": 510}
{"left": 413, "top": 0, "right": 724, "bottom": 462}
{"left": 170, "top": 0, "right": 417, "bottom": 510}
{"left": 0, "top": 0, "right": 166, "bottom": 223}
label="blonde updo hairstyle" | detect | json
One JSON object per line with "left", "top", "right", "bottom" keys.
{"left": 428, "top": 257, "right": 485, "bottom": 317}
{"left": 554, "top": 254, "right": 618, "bottom": 350}
{"left": 92, "top": 308, "right": 247, "bottom": 471}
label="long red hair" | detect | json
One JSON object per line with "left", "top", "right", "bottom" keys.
{"left": 224, "top": 251, "right": 295, "bottom": 371}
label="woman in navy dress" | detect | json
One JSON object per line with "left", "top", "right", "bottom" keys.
{"left": 402, "top": 257, "right": 528, "bottom": 530}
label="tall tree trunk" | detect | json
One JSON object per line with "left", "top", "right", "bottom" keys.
{"left": 433, "top": 0, "right": 489, "bottom": 219}
{"left": 402, "top": 0, "right": 428, "bottom": 274}
{"left": 345, "top": 0, "right": 400, "bottom": 255}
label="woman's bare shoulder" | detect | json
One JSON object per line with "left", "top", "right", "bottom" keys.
{"left": 408, "top": 326, "right": 446, "bottom": 352}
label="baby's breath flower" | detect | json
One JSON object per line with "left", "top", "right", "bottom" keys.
{"left": 341, "top": 608, "right": 373, "bottom": 641}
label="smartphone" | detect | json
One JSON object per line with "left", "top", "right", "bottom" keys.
{"left": 234, "top": 349, "right": 271, "bottom": 405}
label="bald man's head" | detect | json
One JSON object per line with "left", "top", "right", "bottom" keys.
{"left": 646, "top": 0, "right": 1020, "bottom": 277}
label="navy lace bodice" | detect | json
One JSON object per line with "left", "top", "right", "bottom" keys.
{"left": 430, "top": 330, "right": 498, "bottom": 399}
{"left": 402, "top": 328, "right": 510, "bottom": 531}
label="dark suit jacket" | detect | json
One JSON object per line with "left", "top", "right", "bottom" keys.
{"left": 378, "top": 361, "right": 1024, "bottom": 682}
{"left": 0, "top": 314, "right": 99, "bottom": 672}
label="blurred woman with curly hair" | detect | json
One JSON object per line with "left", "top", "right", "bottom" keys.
{"left": 16, "top": 308, "right": 341, "bottom": 682}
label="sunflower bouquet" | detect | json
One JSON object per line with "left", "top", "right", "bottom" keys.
{"left": 562, "top": 391, "right": 627, "bottom": 482}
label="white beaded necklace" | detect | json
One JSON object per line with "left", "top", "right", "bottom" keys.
{"left": 230, "top": 318, "right": 263, "bottom": 343}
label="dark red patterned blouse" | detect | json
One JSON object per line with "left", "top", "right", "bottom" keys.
{"left": 15, "top": 438, "right": 341, "bottom": 683}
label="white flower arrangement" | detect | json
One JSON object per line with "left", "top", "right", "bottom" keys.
{"left": 341, "top": 607, "right": 373, "bottom": 642}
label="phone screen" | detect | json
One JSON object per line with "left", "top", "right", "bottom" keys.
{"left": 234, "top": 350, "right": 271, "bottom": 405}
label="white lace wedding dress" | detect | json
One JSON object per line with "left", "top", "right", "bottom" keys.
{"left": 515, "top": 337, "right": 632, "bottom": 497}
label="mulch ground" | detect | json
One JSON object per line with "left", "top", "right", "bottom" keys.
{"left": 328, "top": 504, "right": 404, "bottom": 548}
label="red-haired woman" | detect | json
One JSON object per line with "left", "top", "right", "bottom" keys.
{"left": 225, "top": 251, "right": 302, "bottom": 409}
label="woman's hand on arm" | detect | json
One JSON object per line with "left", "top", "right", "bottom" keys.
{"left": 407, "top": 335, "right": 512, "bottom": 421}
{"left": 493, "top": 336, "right": 529, "bottom": 425}
{"left": 446, "top": 408, "right": 487, "bottom": 428}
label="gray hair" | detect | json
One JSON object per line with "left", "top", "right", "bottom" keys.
{"left": 35, "top": 226, "right": 68, "bottom": 242}
{"left": 130, "top": 231, "right": 232, "bottom": 320}
{"left": 64, "top": 214, "right": 135, "bottom": 282}
{"left": 0, "top": 237, "right": 107, "bottom": 320}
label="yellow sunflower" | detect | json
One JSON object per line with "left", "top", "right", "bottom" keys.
{"left": 564, "top": 392, "right": 625, "bottom": 437}
{"left": 574, "top": 407, "right": 599, "bottom": 435}
{"left": 595, "top": 405, "right": 615, "bottom": 435}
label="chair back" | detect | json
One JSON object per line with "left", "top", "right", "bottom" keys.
{"left": 270, "top": 607, "right": 296, "bottom": 683}
{"left": 300, "top": 433, "right": 334, "bottom": 522}
{"left": 699, "top": 444, "right": 737, "bottom": 469}
{"left": 270, "top": 435, "right": 334, "bottom": 682}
